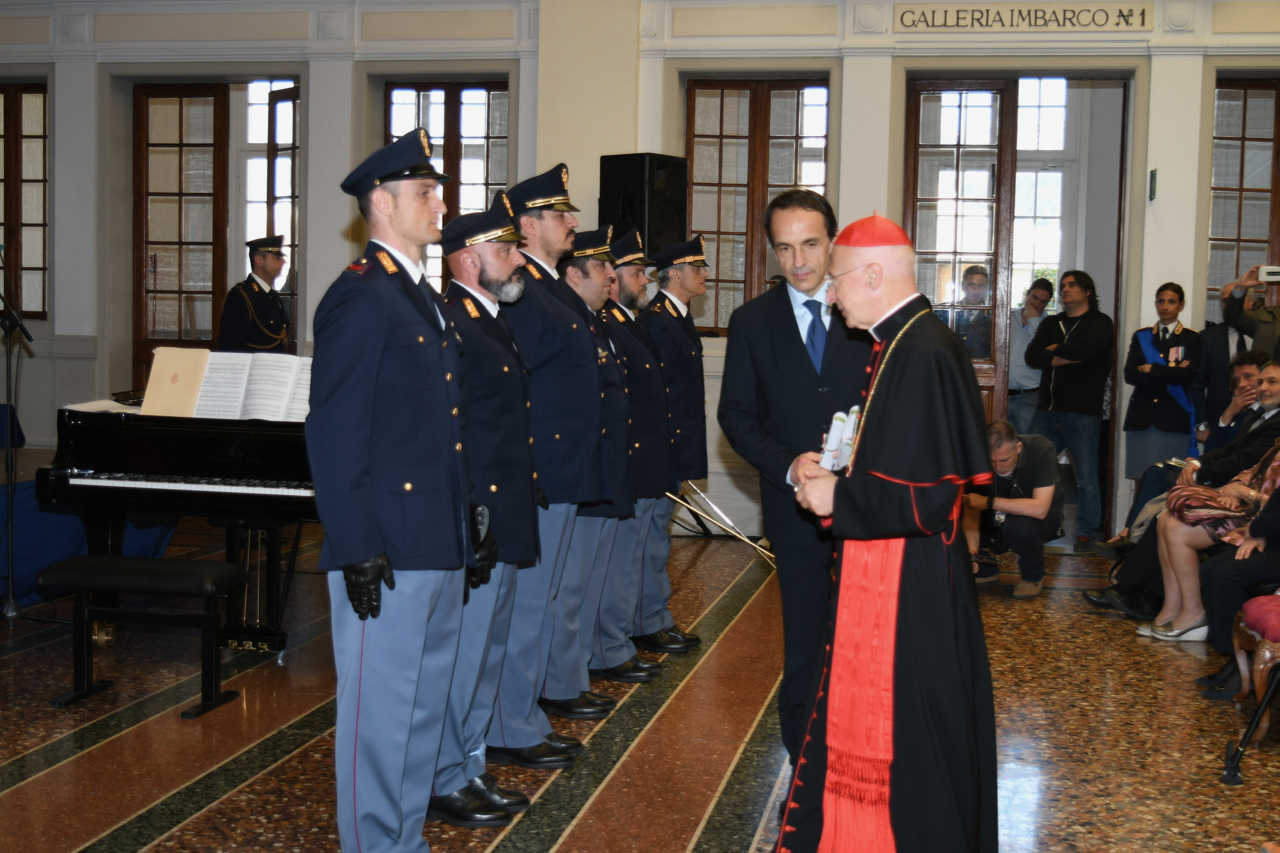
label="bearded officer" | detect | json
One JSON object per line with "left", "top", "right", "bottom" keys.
{"left": 428, "top": 192, "right": 539, "bottom": 829}
{"left": 219, "top": 235, "right": 290, "bottom": 352}
{"left": 306, "top": 128, "right": 470, "bottom": 853}
{"left": 633, "top": 237, "right": 710, "bottom": 654}
{"left": 488, "top": 164, "right": 602, "bottom": 767}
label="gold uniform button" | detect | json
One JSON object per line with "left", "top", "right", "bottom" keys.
{"left": 645, "top": 364, "right": 650, "bottom": 369}
{"left": 446, "top": 372, "right": 453, "bottom": 381}
{"left": 602, "top": 428, "right": 607, "bottom": 434}
{"left": 503, "top": 366, "right": 510, "bottom": 373}
{"left": 442, "top": 341, "right": 448, "bottom": 348}
{"left": 573, "top": 323, "right": 578, "bottom": 329}
{"left": 529, "top": 437, "right": 534, "bottom": 444}
{"left": 601, "top": 392, "right": 605, "bottom": 398}
{"left": 404, "top": 482, "right": 413, "bottom": 491}
{"left": 555, "top": 434, "right": 561, "bottom": 439}
{"left": 527, "top": 401, "right": 531, "bottom": 409}
{"left": 634, "top": 442, "right": 640, "bottom": 448}
{"left": 533, "top": 472, "right": 538, "bottom": 480}
{"left": 676, "top": 429, "right": 682, "bottom": 434}
{"left": 455, "top": 442, "right": 463, "bottom": 451}
{"left": 490, "top": 484, "right": 498, "bottom": 492}
{"left": 418, "top": 336, "right": 424, "bottom": 343}
{"left": 452, "top": 407, "right": 458, "bottom": 416}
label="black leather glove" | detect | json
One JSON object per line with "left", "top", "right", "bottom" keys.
{"left": 341, "top": 552, "right": 395, "bottom": 620}
{"left": 469, "top": 505, "right": 497, "bottom": 590}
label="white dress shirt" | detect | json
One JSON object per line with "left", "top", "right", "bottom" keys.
{"left": 451, "top": 280, "right": 499, "bottom": 317}
{"left": 524, "top": 253, "right": 560, "bottom": 280}
{"left": 661, "top": 289, "right": 689, "bottom": 316}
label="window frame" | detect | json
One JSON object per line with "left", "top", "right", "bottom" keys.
{"left": 267, "top": 84, "right": 301, "bottom": 354}
{"left": 0, "top": 83, "right": 49, "bottom": 320}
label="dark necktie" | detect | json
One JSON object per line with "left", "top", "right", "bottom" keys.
{"left": 419, "top": 276, "right": 444, "bottom": 333}
{"left": 1161, "top": 326, "right": 1169, "bottom": 343}
{"left": 1244, "top": 407, "right": 1264, "bottom": 432}
{"left": 1237, "top": 330, "right": 1248, "bottom": 354}
{"left": 495, "top": 310, "right": 520, "bottom": 354}
{"left": 805, "top": 300, "right": 827, "bottom": 372}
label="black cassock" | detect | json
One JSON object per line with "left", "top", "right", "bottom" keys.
{"left": 779, "top": 294, "right": 997, "bottom": 853}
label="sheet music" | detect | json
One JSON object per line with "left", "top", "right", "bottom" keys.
{"left": 241, "top": 354, "right": 302, "bottom": 421}
{"left": 140, "top": 348, "right": 211, "bottom": 418}
{"left": 193, "top": 353, "right": 253, "bottom": 419}
{"left": 284, "top": 358, "right": 312, "bottom": 422}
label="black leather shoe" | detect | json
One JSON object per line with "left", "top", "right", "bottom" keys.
{"left": 468, "top": 773, "right": 529, "bottom": 813}
{"left": 630, "top": 655, "right": 662, "bottom": 672}
{"left": 632, "top": 628, "right": 690, "bottom": 653}
{"left": 487, "top": 742, "right": 575, "bottom": 769}
{"left": 668, "top": 626, "right": 701, "bottom": 645}
{"left": 545, "top": 732, "right": 585, "bottom": 754}
{"left": 538, "top": 695, "right": 609, "bottom": 720}
{"left": 1102, "top": 587, "right": 1160, "bottom": 621}
{"left": 590, "top": 660, "right": 655, "bottom": 683}
{"left": 1196, "top": 659, "right": 1239, "bottom": 688}
{"left": 1202, "top": 669, "right": 1243, "bottom": 700}
{"left": 427, "top": 787, "right": 512, "bottom": 828}
{"left": 1082, "top": 588, "right": 1113, "bottom": 610}
{"left": 581, "top": 690, "right": 616, "bottom": 707}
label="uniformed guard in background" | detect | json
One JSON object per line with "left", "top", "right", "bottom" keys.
{"left": 634, "top": 236, "right": 711, "bottom": 654}
{"left": 488, "top": 164, "right": 602, "bottom": 769}
{"left": 306, "top": 129, "right": 470, "bottom": 853}
{"left": 219, "top": 235, "right": 291, "bottom": 352}
{"left": 429, "top": 192, "right": 540, "bottom": 829}
{"left": 540, "top": 227, "right": 634, "bottom": 718}
{"left": 587, "top": 227, "right": 678, "bottom": 683}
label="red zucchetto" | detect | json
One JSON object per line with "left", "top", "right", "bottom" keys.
{"left": 834, "top": 213, "right": 913, "bottom": 248}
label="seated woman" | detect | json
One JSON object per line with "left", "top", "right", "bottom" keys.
{"left": 1149, "top": 439, "right": 1280, "bottom": 641}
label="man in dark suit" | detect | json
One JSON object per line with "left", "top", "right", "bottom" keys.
{"left": 1202, "top": 351, "right": 1268, "bottom": 453}
{"left": 635, "top": 237, "right": 711, "bottom": 655}
{"left": 717, "top": 189, "right": 873, "bottom": 765}
{"left": 218, "top": 235, "right": 291, "bottom": 352}
{"left": 306, "top": 129, "right": 471, "bottom": 853}
{"left": 429, "top": 193, "right": 540, "bottom": 829}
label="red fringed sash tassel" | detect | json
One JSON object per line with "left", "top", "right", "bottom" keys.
{"left": 817, "top": 537, "right": 905, "bottom": 853}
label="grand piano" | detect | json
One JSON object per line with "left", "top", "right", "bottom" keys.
{"left": 36, "top": 407, "right": 317, "bottom": 651}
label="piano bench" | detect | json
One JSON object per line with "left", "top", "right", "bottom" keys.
{"left": 38, "top": 556, "right": 250, "bottom": 720}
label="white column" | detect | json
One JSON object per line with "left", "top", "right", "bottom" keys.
{"left": 51, "top": 59, "right": 97, "bottom": 337}
{"left": 837, "top": 51, "right": 893, "bottom": 223}
{"left": 302, "top": 59, "right": 354, "bottom": 347}
{"left": 1140, "top": 52, "right": 1207, "bottom": 328}
{"left": 517, "top": 50, "right": 538, "bottom": 181}
{"left": 637, "top": 51, "right": 663, "bottom": 152}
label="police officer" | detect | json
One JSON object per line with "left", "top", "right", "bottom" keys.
{"left": 306, "top": 128, "right": 470, "bottom": 853}
{"left": 587, "top": 228, "right": 675, "bottom": 683}
{"left": 540, "top": 227, "right": 634, "bottom": 717}
{"left": 219, "top": 235, "right": 291, "bottom": 352}
{"left": 489, "top": 164, "right": 602, "bottom": 768}
{"left": 428, "top": 192, "right": 539, "bottom": 829}
{"left": 634, "top": 237, "right": 711, "bottom": 653}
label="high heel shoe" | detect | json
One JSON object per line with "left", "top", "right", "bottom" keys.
{"left": 1151, "top": 614, "right": 1209, "bottom": 642}
{"left": 1137, "top": 620, "right": 1172, "bottom": 637}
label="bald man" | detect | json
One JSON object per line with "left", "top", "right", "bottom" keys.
{"left": 783, "top": 215, "right": 997, "bottom": 853}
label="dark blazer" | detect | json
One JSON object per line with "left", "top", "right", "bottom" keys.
{"left": 306, "top": 243, "right": 469, "bottom": 572}
{"left": 1198, "top": 408, "right": 1280, "bottom": 487}
{"left": 442, "top": 281, "right": 540, "bottom": 566}
{"left": 1121, "top": 322, "right": 1201, "bottom": 433}
{"left": 602, "top": 299, "right": 677, "bottom": 500}
{"left": 578, "top": 300, "right": 635, "bottom": 519}
{"left": 502, "top": 258, "right": 604, "bottom": 505}
{"left": 638, "top": 290, "right": 707, "bottom": 481}
{"left": 218, "top": 275, "right": 291, "bottom": 352}
{"left": 1193, "top": 321, "right": 1238, "bottom": 428}
{"left": 1205, "top": 404, "right": 1253, "bottom": 453}
{"left": 717, "top": 284, "right": 874, "bottom": 549}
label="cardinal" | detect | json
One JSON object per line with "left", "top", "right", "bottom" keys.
{"left": 783, "top": 214, "right": 997, "bottom": 853}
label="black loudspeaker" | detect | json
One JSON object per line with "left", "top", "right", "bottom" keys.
{"left": 598, "top": 153, "right": 688, "bottom": 255}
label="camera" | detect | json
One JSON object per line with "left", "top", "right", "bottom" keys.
{"left": 1259, "top": 266, "right": 1280, "bottom": 283}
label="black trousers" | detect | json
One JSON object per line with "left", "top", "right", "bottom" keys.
{"left": 1115, "top": 522, "right": 1164, "bottom": 598}
{"left": 773, "top": 535, "right": 835, "bottom": 765}
{"left": 980, "top": 511, "right": 1061, "bottom": 582}
{"left": 1200, "top": 549, "right": 1280, "bottom": 655}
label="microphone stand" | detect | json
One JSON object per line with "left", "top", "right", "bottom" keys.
{"left": 0, "top": 246, "right": 35, "bottom": 625}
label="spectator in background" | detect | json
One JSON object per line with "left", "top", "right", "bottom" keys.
{"left": 1202, "top": 351, "right": 1269, "bottom": 454}
{"left": 1224, "top": 265, "right": 1279, "bottom": 358}
{"left": 1121, "top": 283, "right": 1201, "bottom": 480}
{"left": 959, "top": 264, "right": 991, "bottom": 305}
{"left": 1008, "top": 279, "right": 1053, "bottom": 435}
{"left": 1025, "top": 270, "right": 1115, "bottom": 554}
{"left": 1195, "top": 285, "right": 1265, "bottom": 439}
{"left": 955, "top": 265, "right": 993, "bottom": 361}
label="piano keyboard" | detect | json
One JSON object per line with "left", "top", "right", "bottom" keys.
{"left": 69, "top": 473, "right": 314, "bottom": 497}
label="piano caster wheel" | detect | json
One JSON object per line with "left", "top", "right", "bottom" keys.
{"left": 223, "top": 639, "right": 240, "bottom": 650}
{"left": 92, "top": 622, "right": 115, "bottom": 649}
{"left": 257, "top": 642, "right": 270, "bottom": 652}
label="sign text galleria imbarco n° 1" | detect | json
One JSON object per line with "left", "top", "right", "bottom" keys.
{"left": 894, "top": 2, "right": 1155, "bottom": 31}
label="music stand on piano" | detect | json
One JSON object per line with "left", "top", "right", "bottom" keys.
{"left": 0, "top": 243, "right": 35, "bottom": 624}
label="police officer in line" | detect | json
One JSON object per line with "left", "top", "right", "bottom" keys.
{"left": 586, "top": 228, "right": 677, "bottom": 683}
{"left": 218, "top": 235, "right": 291, "bottom": 352}
{"left": 427, "top": 192, "right": 540, "bottom": 829}
{"left": 634, "top": 237, "right": 711, "bottom": 653}
{"left": 540, "top": 227, "right": 635, "bottom": 718}
{"left": 306, "top": 129, "right": 471, "bottom": 853}
{"left": 488, "top": 164, "right": 603, "bottom": 768}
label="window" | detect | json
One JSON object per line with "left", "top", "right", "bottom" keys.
{"left": 1207, "top": 82, "right": 1280, "bottom": 323}
{"left": 0, "top": 85, "right": 47, "bottom": 318}
{"left": 133, "top": 84, "right": 229, "bottom": 385}
{"left": 385, "top": 82, "right": 510, "bottom": 289}
{"left": 687, "top": 79, "right": 829, "bottom": 330}
{"left": 1011, "top": 169, "right": 1063, "bottom": 308}
{"left": 1017, "top": 77, "right": 1067, "bottom": 151}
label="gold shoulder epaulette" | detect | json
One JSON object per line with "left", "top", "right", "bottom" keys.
{"left": 462, "top": 297, "right": 482, "bottom": 319}
{"left": 611, "top": 307, "right": 626, "bottom": 323}
{"left": 524, "top": 263, "right": 542, "bottom": 280}
{"left": 665, "top": 301, "right": 679, "bottom": 318}
{"left": 375, "top": 251, "right": 398, "bottom": 274}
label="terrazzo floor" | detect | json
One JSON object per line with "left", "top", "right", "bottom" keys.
{"left": 3, "top": 517, "right": 1278, "bottom": 853}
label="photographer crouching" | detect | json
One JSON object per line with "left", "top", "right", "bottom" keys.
{"left": 963, "top": 420, "right": 1064, "bottom": 599}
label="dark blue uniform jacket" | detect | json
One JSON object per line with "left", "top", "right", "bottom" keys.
{"left": 1122, "top": 323, "right": 1202, "bottom": 433}
{"left": 306, "top": 244, "right": 470, "bottom": 572}
{"left": 219, "top": 275, "right": 290, "bottom": 352}
{"left": 443, "top": 281, "right": 541, "bottom": 566}
{"left": 501, "top": 258, "right": 603, "bottom": 505}
{"left": 578, "top": 299, "right": 634, "bottom": 519}
{"left": 638, "top": 290, "right": 708, "bottom": 481}
{"left": 602, "top": 299, "right": 677, "bottom": 500}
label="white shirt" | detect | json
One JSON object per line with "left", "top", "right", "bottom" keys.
{"left": 249, "top": 272, "right": 276, "bottom": 292}
{"left": 370, "top": 239, "right": 442, "bottom": 325}
{"left": 618, "top": 303, "right": 636, "bottom": 321}
{"left": 451, "top": 280, "right": 499, "bottom": 317}
{"left": 786, "top": 278, "right": 833, "bottom": 344}
{"left": 1232, "top": 327, "right": 1253, "bottom": 353}
{"left": 524, "top": 253, "right": 560, "bottom": 281}
{"left": 661, "top": 289, "right": 689, "bottom": 316}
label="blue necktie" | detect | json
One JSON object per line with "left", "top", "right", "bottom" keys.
{"left": 804, "top": 300, "right": 827, "bottom": 372}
